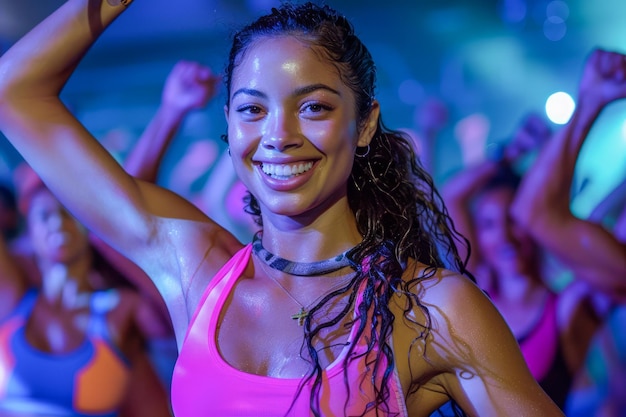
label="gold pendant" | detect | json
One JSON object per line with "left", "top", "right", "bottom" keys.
{"left": 291, "top": 307, "right": 308, "bottom": 326}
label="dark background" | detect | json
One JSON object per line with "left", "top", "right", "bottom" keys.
{"left": 1, "top": 0, "right": 625, "bottom": 217}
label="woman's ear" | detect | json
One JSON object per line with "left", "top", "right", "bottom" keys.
{"left": 357, "top": 100, "right": 380, "bottom": 147}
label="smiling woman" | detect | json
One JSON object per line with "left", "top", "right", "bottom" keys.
{"left": 0, "top": 0, "right": 566, "bottom": 416}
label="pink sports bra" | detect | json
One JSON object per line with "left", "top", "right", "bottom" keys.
{"left": 171, "top": 244, "right": 407, "bottom": 417}
{"left": 518, "top": 292, "right": 558, "bottom": 380}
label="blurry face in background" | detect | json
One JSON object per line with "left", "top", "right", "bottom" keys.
{"left": 474, "top": 186, "right": 536, "bottom": 278}
{"left": 27, "top": 188, "right": 89, "bottom": 265}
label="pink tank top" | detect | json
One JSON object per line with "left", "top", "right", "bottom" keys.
{"left": 171, "top": 244, "right": 408, "bottom": 417}
{"left": 518, "top": 293, "right": 558, "bottom": 380}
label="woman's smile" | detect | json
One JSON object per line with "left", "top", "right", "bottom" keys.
{"left": 256, "top": 160, "right": 318, "bottom": 192}
{"left": 260, "top": 161, "right": 314, "bottom": 179}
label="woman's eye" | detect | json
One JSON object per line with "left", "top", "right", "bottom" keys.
{"left": 302, "top": 103, "right": 332, "bottom": 115}
{"left": 234, "top": 104, "right": 265, "bottom": 121}
{"left": 306, "top": 104, "right": 323, "bottom": 112}
{"left": 237, "top": 105, "right": 262, "bottom": 114}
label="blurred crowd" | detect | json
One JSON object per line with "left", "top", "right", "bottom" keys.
{"left": 0, "top": 46, "right": 624, "bottom": 416}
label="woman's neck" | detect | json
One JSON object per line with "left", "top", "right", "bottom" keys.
{"left": 39, "top": 254, "right": 94, "bottom": 308}
{"left": 260, "top": 199, "right": 363, "bottom": 262}
{"left": 259, "top": 229, "right": 363, "bottom": 263}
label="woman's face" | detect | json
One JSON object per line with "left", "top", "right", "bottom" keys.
{"left": 474, "top": 187, "right": 536, "bottom": 278}
{"left": 225, "top": 36, "right": 377, "bottom": 222}
{"left": 27, "top": 188, "right": 89, "bottom": 265}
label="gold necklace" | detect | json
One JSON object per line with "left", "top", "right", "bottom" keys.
{"left": 255, "top": 254, "right": 355, "bottom": 326}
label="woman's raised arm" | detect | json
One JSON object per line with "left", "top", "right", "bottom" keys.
{"left": 0, "top": 0, "right": 241, "bottom": 338}
{"left": 0, "top": 0, "right": 216, "bottom": 260}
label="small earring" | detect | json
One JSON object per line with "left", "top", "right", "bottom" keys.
{"left": 355, "top": 144, "right": 370, "bottom": 158}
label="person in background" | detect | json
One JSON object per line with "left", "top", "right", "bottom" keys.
{"left": 122, "top": 60, "right": 220, "bottom": 182}
{"left": 442, "top": 112, "right": 553, "bottom": 293}
{"left": 8, "top": 58, "right": 220, "bottom": 340}
{"left": 0, "top": 1, "right": 565, "bottom": 415}
{"left": 511, "top": 47, "right": 626, "bottom": 302}
{"left": 441, "top": 111, "right": 601, "bottom": 410}
{"left": 134, "top": 60, "right": 258, "bottom": 243}
{"left": 0, "top": 173, "right": 173, "bottom": 416}
{"left": 510, "top": 47, "right": 626, "bottom": 416}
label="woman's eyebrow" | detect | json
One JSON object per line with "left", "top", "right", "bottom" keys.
{"left": 293, "top": 83, "right": 341, "bottom": 97}
{"left": 232, "top": 87, "right": 267, "bottom": 100}
{"left": 231, "top": 84, "right": 341, "bottom": 100}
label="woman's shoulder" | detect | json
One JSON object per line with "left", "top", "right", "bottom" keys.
{"left": 404, "top": 261, "right": 488, "bottom": 310}
{"left": 399, "top": 261, "right": 509, "bottom": 358}
{"left": 395, "top": 263, "right": 537, "bottom": 393}
{"left": 144, "top": 217, "right": 245, "bottom": 299}
{"left": 155, "top": 216, "right": 245, "bottom": 269}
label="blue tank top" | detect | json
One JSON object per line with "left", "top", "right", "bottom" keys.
{"left": 0, "top": 289, "right": 131, "bottom": 416}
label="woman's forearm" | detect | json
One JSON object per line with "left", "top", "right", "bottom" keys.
{"left": 0, "top": 0, "right": 128, "bottom": 100}
{"left": 512, "top": 101, "right": 603, "bottom": 233}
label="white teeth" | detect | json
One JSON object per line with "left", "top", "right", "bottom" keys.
{"left": 261, "top": 162, "right": 313, "bottom": 179}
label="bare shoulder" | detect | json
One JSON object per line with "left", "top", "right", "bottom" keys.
{"left": 394, "top": 262, "right": 503, "bottom": 359}
{"left": 392, "top": 264, "right": 496, "bottom": 372}
{"left": 409, "top": 265, "right": 509, "bottom": 357}
{"left": 417, "top": 265, "right": 487, "bottom": 305}
{"left": 158, "top": 217, "right": 246, "bottom": 312}
{"left": 396, "top": 263, "right": 563, "bottom": 416}
{"left": 400, "top": 262, "right": 496, "bottom": 325}
{"left": 146, "top": 216, "right": 244, "bottom": 284}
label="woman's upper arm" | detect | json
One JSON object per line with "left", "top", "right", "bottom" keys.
{"left": 423, "top": 274, "right": 564, "bottom": 416}
{"left": 2, "top": 96, "right": 215, "bottom": 254}
{"left": 0, "top": 0, "right": 216, "bottom": 272}
{"left": 0, "top": 97, "right": 242, "bottom": 317}
{"left": 0, "top": 100, "right": 149, "bottom": 245}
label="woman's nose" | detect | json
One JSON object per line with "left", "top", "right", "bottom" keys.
{"left": 261, "top": 111, "right": 303, "bottom": 151}
{"left": 47, "top": 212, "right": 63, "bottom": 229}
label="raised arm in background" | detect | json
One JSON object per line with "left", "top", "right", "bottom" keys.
{"left": 440, "top": 159, "right": 500, "bottom": 289}
{"left": 441, "top": 112, "right": 552, "bottom": 292}
{"left": 123, "top": 60, "right": 220, "bottom": 181}
{"left": 0, "top": 0, "right": 241, "bottom": 346}
{"left": 511, "top": 48, "right": 626, "bottom": 300}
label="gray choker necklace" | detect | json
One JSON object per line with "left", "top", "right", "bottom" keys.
{"left": 251, "top": 234, "right": 357, "bottom": 277}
